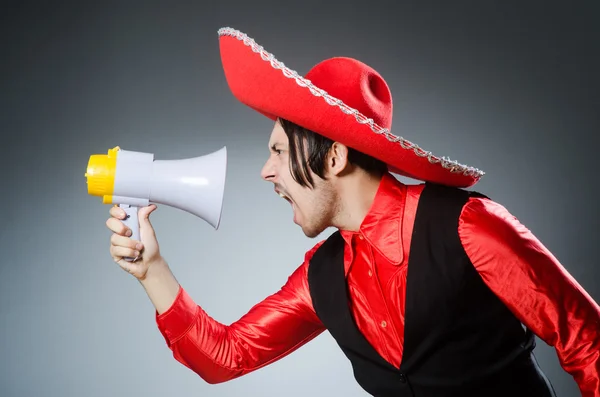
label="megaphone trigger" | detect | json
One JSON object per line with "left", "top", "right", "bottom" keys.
{"left": 120, "top": 203, "right": 141, "bottom": 261}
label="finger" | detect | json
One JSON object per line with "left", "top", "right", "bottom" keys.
{"left": 110, "top": 244, "right": 141, "bottom": 261}
{"left": 106, "top": 217, "right": 132, "bottom": 236}
{"left": 109, "top": 205, "right": 126, "bottom": 220}
{"left": 116, "top": 258, "right": 142, "bottom": 276}
{"left": 110, "top": 233, "right": 143, "bottom": 251}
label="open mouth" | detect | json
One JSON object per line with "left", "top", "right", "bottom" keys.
{"left": 276, "top": 189, "right": 298, "bottom": 223}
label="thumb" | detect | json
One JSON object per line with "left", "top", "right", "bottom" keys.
{"left": 138, "top": 204, "right": 158, "bottom": 235}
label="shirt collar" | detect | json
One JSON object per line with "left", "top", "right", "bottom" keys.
{"left": 340, "top": 172, "right": 406, "bottom": 274}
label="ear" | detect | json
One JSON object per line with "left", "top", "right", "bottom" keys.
{"left": 327, "top": 142, "right": 350, "bottom": 176}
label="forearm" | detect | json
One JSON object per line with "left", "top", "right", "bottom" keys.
{"left": 139, "top": 263, "right": 252, "bottom": 382}
{"left": 139, "top": 257, "right": 180, "bottom": 315}
{"left": 153, "top": 259, "right": 325, "bottom": 384}
{"left": 159, "top": 291, "right": 251, "bottom": 383}
{"left": 164, "top": 299, "right": 323, "bottom": 384}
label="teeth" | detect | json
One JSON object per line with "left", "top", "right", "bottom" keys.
{"left": 278, "top": 192, "right": 292, "bottom": 203}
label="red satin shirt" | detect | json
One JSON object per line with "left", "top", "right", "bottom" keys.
{"left": 155, "top": 173, "right": 600, "bottom": 396}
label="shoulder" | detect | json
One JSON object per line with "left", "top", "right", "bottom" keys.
{"left": 302, "top": 239, "right": 328, "bottom": 267}
{"left": 287, "top": 238, "right": 329, "bottom": 281}
{"left": 459, "top": 195, "right": 519, "bottom": 230}
{"left": 279, "top": 240, "right": 329, "bottom": 302}
{"left": 303, "top": 233, "right": 342, "bottom": 266}
{"left": 458, "top": 195, "right": 532, "bottom": 256}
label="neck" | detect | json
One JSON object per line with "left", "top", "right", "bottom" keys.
{"left": 332, "top": 171, "right": 383, "bottom": 232}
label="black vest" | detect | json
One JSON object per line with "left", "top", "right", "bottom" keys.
{"left": 307, "top": 183, "right": 557, "bottom": 397}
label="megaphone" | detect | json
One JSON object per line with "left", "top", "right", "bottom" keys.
{"left": 85, "top": 146, "right": 227, "bottom": 260}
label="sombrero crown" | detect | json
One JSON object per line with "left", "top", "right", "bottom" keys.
{"left": 218, "top": 27, "right": 484, "bottom": 187}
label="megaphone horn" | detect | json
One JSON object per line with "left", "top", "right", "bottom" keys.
{"left": 85, "top": 146, "right": 227, "bottom": 260}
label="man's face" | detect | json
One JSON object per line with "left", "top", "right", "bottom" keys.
{"left": 260, "top": 121, "right": 336, "bottom": 238}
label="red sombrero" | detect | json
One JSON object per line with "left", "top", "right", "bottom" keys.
{"left": 217, "top": 27, "right": 484, "bottom": 187}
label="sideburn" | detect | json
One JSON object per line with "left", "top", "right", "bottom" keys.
{"left": 279, "top": 118, "right": 333, "bottom": 189}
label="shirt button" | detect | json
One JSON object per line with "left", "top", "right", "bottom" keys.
{"left": 368, "top": 270, "right": 372, "bottom": 277}
{"left": 358, "top": 234, "right": 364, "bottom": 240}
{"left": 381, "top": 321, "right": 387, "bottom": 328}
{"left": 399, "top": 373, "right": 406, "bottom": 383}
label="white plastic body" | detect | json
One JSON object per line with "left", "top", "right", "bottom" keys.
{"left": 111, "top": 147, "right": 227, "bottom": 261}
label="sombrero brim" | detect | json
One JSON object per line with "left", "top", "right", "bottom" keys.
{"left": 217, "top": 27, "right": 484, "bottom": 187}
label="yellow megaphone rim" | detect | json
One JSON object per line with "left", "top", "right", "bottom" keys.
{"left": 85, "top": 146, "right": 120, "bottom": 202}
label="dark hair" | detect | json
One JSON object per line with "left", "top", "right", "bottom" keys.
{"left": 279, "top": 118, "right": 387, "bottom": 188}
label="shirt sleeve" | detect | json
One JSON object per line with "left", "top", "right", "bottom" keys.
{"left": 154, "top": 241, "right": 326, "bottom": 384}
{"left": 458, "top": 196, "right": 600, "bottom": 397}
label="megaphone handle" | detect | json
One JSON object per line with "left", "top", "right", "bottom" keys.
{"left": 120, "top": 203, "right": 140, "bottom": 262}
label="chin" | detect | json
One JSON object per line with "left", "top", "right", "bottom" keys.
{"left": 297, "top": 211, "right": 330, "bottom": 238}
{"left": 300, "top": 223, "right": 327, "bottom": 239}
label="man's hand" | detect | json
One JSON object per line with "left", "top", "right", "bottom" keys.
{"left": 105, "top": 203, "right": 180, "bottom": 314}
{"left": 106, "top": 204, "right": 161, "bottom": 280}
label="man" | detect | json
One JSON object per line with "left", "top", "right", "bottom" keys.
{"left": 105, "top": 28, "right": 599, "bottom": 396}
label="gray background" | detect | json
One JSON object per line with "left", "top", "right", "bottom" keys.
{"left": 1, "top": 1, "right": 598, "bottom": 396}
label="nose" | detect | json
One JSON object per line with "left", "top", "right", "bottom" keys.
{"left": 261, "top": 156, "right": 276, "bottom": 181}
